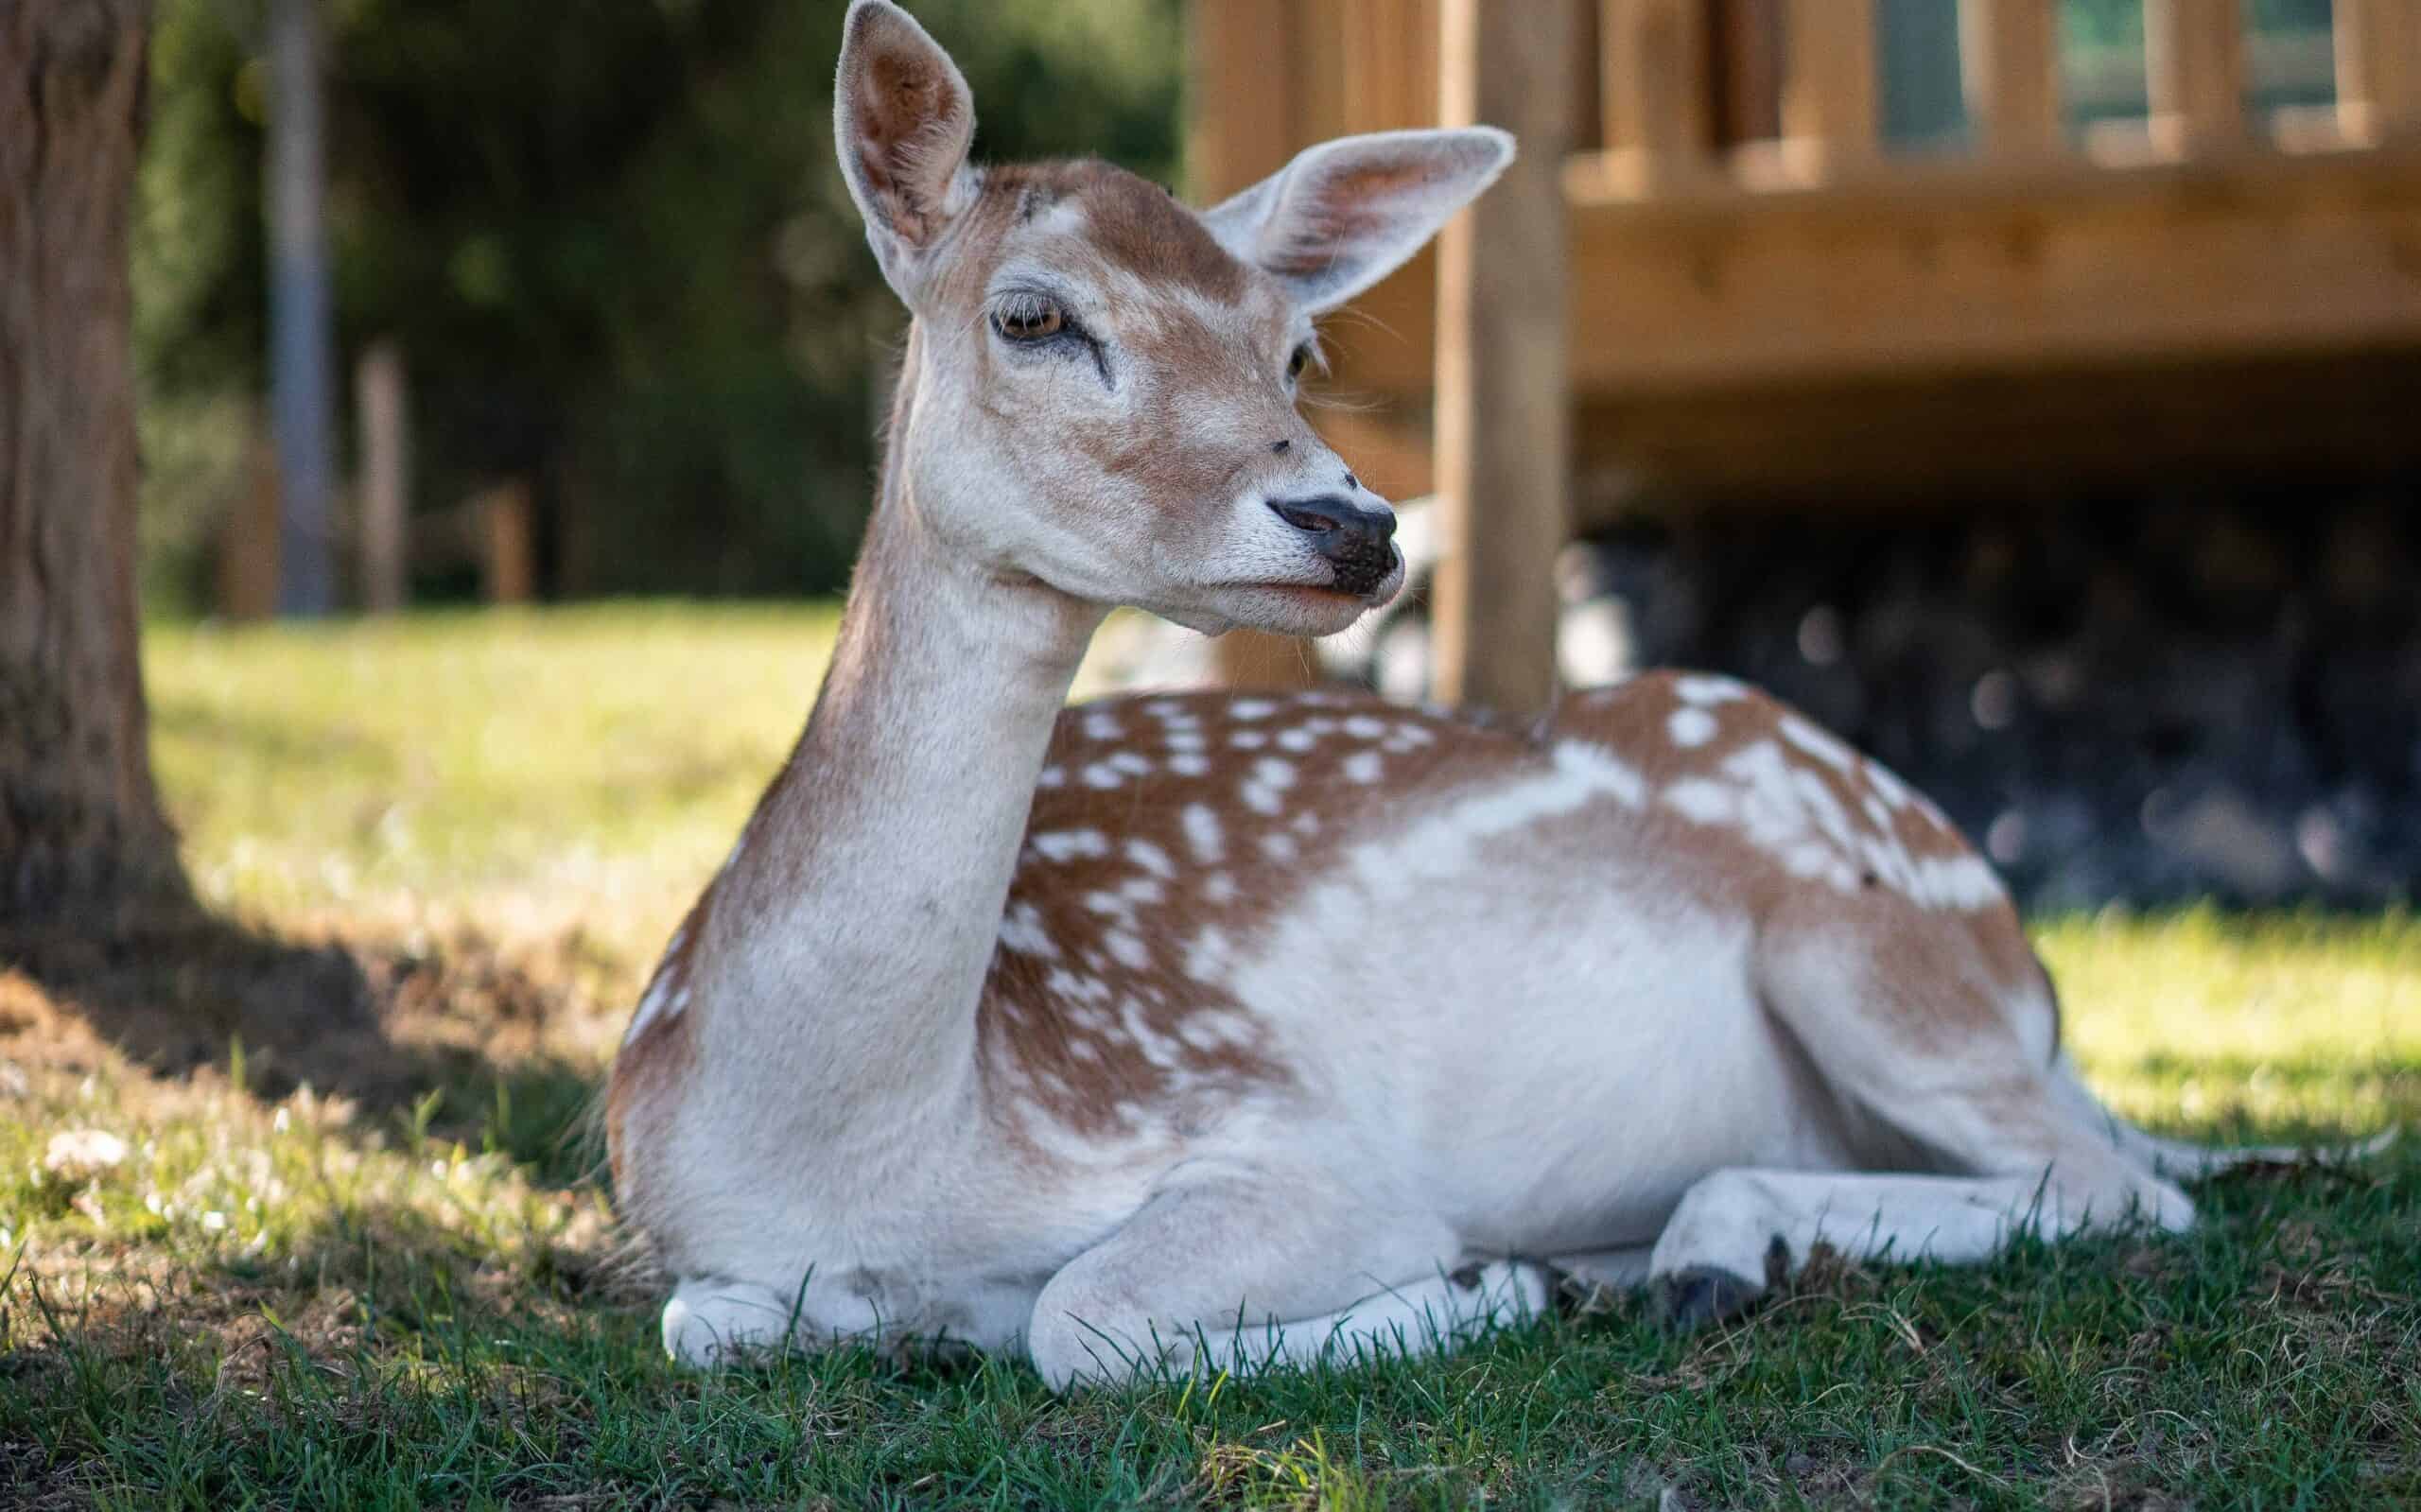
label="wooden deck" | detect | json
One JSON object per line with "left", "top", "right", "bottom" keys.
{"left": 1189, "top": 0, "right": 2421, "bottom": 703}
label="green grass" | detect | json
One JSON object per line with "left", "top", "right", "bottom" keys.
{"left": 3, "top": 606, "right": 2416, "bottom": 1509}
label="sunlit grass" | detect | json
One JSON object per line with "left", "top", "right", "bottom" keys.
{"left": 0, "top": 605, "right": 2409, "bottom": 1506}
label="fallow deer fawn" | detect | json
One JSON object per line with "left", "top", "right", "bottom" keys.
{"left": 607, "top": 0, "right": 2344, "bottom": 1388}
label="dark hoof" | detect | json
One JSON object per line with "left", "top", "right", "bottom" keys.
{"left": 1652, "top": 1267, "right": 1764, "bottom": 1331}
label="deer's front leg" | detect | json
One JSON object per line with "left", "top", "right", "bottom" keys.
{"left": 1027, "top": 1176, "right": 1546, "bottom": 1390}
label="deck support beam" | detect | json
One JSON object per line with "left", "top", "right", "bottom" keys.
{"left": 1431, "top": 0, "right": 1575, "bottom": 714}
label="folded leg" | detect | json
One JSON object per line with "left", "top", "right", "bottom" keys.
{"left": 1028, "top": 1177, "right": 1544, "bottom": 1389}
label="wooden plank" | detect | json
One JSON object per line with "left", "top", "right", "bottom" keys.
{"left": 1325, "top": 146, "right": 2421, "bottom": 396}
{"left": 1560, "top": 149, "right": 2421, "bottom": 395}
{"left": 2337, "top": 0, "right": 2421, "bottom": 146}
{"left": 1712, "top": 0, "right": 1784, "bottom": 147}
{"left": 480, "top": 479, "right": 534, "bottom": 605}
{"left": 1958, "top": 0, "right": 2062, "bottom": 155}
{"left": 1600, "top": 0, "right": 1713, "bottom": 191}
{"left": 1185, "top": 0, "right": 1296, "bottom": 200}
{"left": 1188, "top": 0, "right": 1316, "bottom": 686}
{"left": 1431, "top": 0, "right": 1574, "bottom": 714}
{"left": 1780, "top": 0, "right": 1877, "bottom": 176}
{"left": 2145, "top": 0, "right": 2246, "bottom": 155}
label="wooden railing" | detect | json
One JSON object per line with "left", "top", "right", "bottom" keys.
{"left": 1190, "top": 0, "right": 2421, "bottom": 702}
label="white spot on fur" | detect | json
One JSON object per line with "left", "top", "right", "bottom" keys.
{"left": 1230, "top": 730, "right": 1268, "bottom": 750}
{"left": 1290, "top": 809, "right": 1320, "bottom": 836}
{"left": 1045, "top": 968, "right": 1112, "bottom": 1004}
{"left": 1277, "top": 727, "right": 1316, "bottom": 753}
{"left": 1105, "top": 930, "right": 1151, "bottom": 969}
{"left": 1170, "top": 754, "right": 1210, "bottom": 776}
{"left": 1668, "top": 706, "right": 1718, "bottom": 748}
{"left": 1664, "top": 777, "right": 1734, "bottom": 826}
{"left": 1344, "top": 715, "right": 1386, "bottom": 739}
{"left": 1182, "top": 804, "right": 1225, "bottom": 862}
{"left": 1036, "top": 765, "right": 1066, "bottom": 790}
{"left": 1779, "top": 714, "right": 1856, "bottom": 773}
{"left": 1185, "top": 926, "right": 1233, "bottom": 982}
{"left": 1109, "top": 751, "right": 1153, "bottom": 776}
{"left": 1083, "top": 712, "right": 1123, "bottom": 740}
{"left": 1242, "top": 756, "right": 1296, "bottom": 816}
{"left": 1230, "top": 699, "right": 1276, "bottom": 721}
{"left": 1342, "top": 750, "right": 1384, "bottom": 784}
{"left": 1260, "top": 831, "right": 1299, "bottom": 862}
{"left": 1126, "top": 838, "right": 1176, "bottom": 878}
{"left": 1676, "top": 674, "right": 1749, "bottom": 705}
{"left": 1082, "top": 762, "right": 1123, "bottom": 790}
{"left": 1551, "top": 740, "right": 1647, "bottom": 809}
{"left": 999, "top": 902, "right": 1057, "bottom": 958}
{"left": 1165, "top": 729, "right": 1207, "bottom": 753}
{"left": 1033, "top": 829, "right": 1110, "bottom": 862}
{"left": 1204, "top": 871, "right": 1237, "bottom": 903}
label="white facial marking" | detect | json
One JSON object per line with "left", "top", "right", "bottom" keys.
{"left": 1667, "top": 706, "right": 1718, "bottom": 748}
{"left": 1182, "top": 803, "right": 1225, "bottom": 862}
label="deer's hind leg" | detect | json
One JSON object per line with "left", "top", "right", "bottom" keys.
{"left": 1027, "top": 1175, "right": 1549, "bottom": 1390}
{"left": 1645, "top": 908, "right": 2195, "bottom": 1327}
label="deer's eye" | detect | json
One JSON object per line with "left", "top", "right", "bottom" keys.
{"left": 993, "top": 299, "right": 1068, "bottom": 342}
{"left": 1287, "top": 343, "right": 1313, "bottom": 381}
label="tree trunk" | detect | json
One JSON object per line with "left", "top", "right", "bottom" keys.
{"left": 0, "top": 0, "right": 185, "bottom": 915}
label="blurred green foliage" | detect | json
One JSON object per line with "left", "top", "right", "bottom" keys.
{"left": 134, "top": 0, "right": 1182, "bottom": 612}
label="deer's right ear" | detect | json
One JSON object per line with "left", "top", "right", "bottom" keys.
{"left": 834, "top": 1, "right": 975, "bottom": 294}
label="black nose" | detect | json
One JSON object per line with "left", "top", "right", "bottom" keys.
{"left": 1267, "top": 495, "right": 1396, "bottom": 555}
{"left": 1267, "top": 495, "right": 1398, "bottom": 595}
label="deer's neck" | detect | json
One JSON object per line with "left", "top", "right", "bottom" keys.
{"left": 699, "top": 333, "right": 1100, "bottom": 1127}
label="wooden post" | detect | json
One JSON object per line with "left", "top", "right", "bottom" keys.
{"left": 354, "top": 340, "right": 408, "bottom": 614}
{"left": 1959, "top": 0, "right": 2063, "bottom": 155}
{"left": 480, "top": 480, "right": 533, "bottom": 605}
{"left": 1780, "top": 0, "right": 1878, "bottom": 176}
{"left": 2337, "top": 0, "right": 2421, "bottom": 146}
{"left": 1601, "top": 0, "right": 1712, "bottom": 191}
{"left": 2145, "top": 0, "right": 2246, "bottom": 155}
{"left": 219, "top": 427, "right": 283, "bottom": 622}
{"left": 1431, "top": 0, "right": 1573, "bottom": 715}
{"left": 1188, "top": 0, "right": 1319, "bottom": 689}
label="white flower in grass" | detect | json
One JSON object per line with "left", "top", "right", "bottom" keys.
{"left": 44, "top": 1129, "right": 129, "bottom": 1181}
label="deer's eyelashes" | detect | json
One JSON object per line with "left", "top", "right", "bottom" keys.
{"left": 992, "top": 295, "right": 1069, "bottom": 343}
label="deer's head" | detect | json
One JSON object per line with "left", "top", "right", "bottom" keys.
{"left": 835, "top": 0, "right": 1511, "bottom": 638}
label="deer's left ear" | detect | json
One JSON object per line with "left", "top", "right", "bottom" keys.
{"left": 1201, "top": 128, "right": 1515, "bottom": 315}
{"left": 834, "top": 0, "right": 976, "bottom": 296}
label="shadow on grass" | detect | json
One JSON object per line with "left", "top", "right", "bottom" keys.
{"left": 0, "top": 895, "right": 606, "bottom": 1186}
